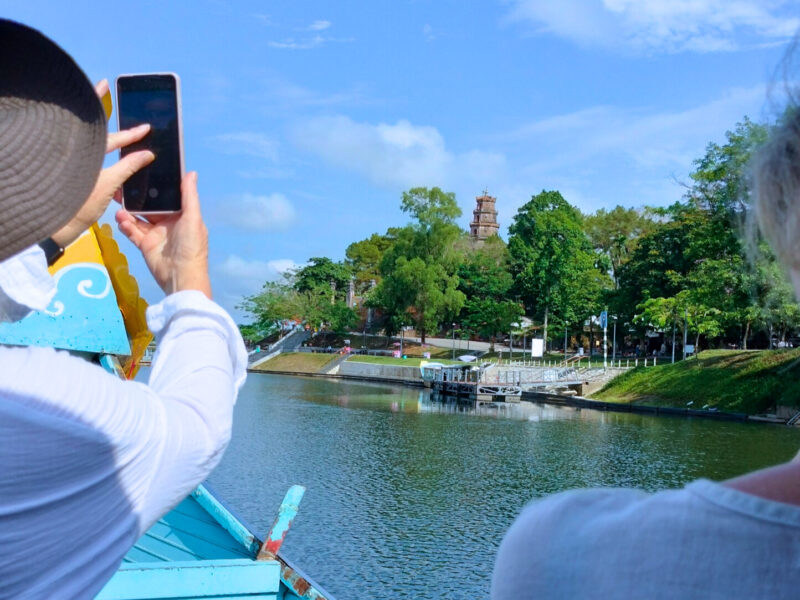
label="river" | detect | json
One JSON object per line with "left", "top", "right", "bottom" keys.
{"left": 206, "top": 373, "right": 800, "bottom": 600}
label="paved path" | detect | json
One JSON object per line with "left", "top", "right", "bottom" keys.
{"left": 403, "top": 335, "right": 512, "bottom": 354}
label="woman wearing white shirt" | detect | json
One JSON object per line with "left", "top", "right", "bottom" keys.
{"left": 0, "top": 19, "right": 246, "bottom": 599}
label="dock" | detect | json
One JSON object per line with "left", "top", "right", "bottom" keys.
{"left": 422, "top": 359, "right": 629, "bottom": 403}
{"left": 424, "top": 363, "right": 522, "bottom": 402}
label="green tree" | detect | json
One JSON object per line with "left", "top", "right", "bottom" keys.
{"left": 584, "top": 206, "right": 657, "bottom": 287}
{"left": 611, "top": 118, "right": 774, "bottom": 348}
{"left": 373, "top": 187, "right": 466, "bottom": 342}
{"left": 239, "top": 275, "right": 358, "bottom": 336}
{"left": 674, "top": 290, "right": 724, "bottom": 353}
{"left": 345, "top": 232, "right": 395, "bottom": 292}
{"left": 634, "top": 296, "right": 683, "bottom": 356}
{"left": 374, "top": 257, "right": 464, "bottom": 342}
{"left": 457, "top": 237, "right": 523, "bottom": 348}
{"left": 237, "top": 280, "right": 305, "bottom": 339}
{"left": 754, "top": 249, "right": 800, "bottom": 348}
{"left": 689, "top": 117, "right": 769, "bottom": 215}
{"left": 292, "top": 257, "right": 352, "bottom": 299}
{"left": 508, "top": 190, "right": 605, "bottom": 345}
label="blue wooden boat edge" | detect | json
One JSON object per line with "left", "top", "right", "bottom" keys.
{"left": 197, "top": 482, "right": 334, "bottom": 600}
{"left": 98, "top": 559, "right": 281, "bottom": 600}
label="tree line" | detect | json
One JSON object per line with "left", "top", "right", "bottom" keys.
{"left": 240, "top": 116, "right": 799, "bottom": 353}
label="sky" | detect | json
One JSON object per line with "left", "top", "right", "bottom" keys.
{"left": 3, "top": 0, "right": 800, "bottom": 320}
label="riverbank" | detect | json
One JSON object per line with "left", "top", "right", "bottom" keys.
{"left": 523, "top": 390, "right": 752, "bottom": 422}
{"left": 250, "top": 352, "right": 459, "bottom": 374}
{"left": 250, "top": 352, "right": 338, "bottom": 374}
{"left": 249, "top": 348, "right": 800, "bottom": 422}
{"left": 249, "top": 352, "right": 426, "bottom": 386}
{"left": 594, "top": 349, "right": 800, "bottom": 416}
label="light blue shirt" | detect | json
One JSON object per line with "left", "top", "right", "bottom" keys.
{"left": 492, "top": 479, "right": 800, "bottom": 599}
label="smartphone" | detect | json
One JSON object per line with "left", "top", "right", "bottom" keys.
{"left": 116, "top": 73, "right": 184, "bottom": 214}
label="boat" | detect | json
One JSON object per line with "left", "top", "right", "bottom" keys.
{"left": 98, "top": 480, "right": 331, "bottom": 599}
{"left": 0, "top": 225, "right": 334, "bottom": 599}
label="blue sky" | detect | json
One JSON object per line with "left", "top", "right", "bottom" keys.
{"left": 3, "top": 0, "right": 799, "bottom": 319}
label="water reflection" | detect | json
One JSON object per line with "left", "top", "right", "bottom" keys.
{"left": 421, "top": 392, "right": 588, "bottom": 421}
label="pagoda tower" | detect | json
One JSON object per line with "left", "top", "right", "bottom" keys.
{"left": 469, "top": 190, "right": 499, "bottom": 241}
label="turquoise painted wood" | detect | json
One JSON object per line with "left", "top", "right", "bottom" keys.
{"left": 122, "top": 493, "right": 254, "bottom": 564}
{"left": 100, "top": 492, "right": 282, "bottom": 600}
{"left": 258, "top": 486, "right": 305, "bottom": 559}
{"left": 99, "top": 485, "right": 334, "bottom": 600}
{"left": 0, "top": 261, "right": 130, "bottom": 354}
{"left": 96, "top": 559, "right": 279, "bottom": 599}
{"left": 190, "top": 486, "right": 261, "bottom": 557}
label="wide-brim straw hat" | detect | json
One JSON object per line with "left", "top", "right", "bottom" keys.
{"left": 0, "top": 19, "right": 107, "bottom": 262}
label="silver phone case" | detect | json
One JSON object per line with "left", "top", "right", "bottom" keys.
{"left": 115, "top": 72, "right": 185, "bottom": 215}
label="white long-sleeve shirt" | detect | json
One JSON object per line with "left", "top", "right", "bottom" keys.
{"left": 0, "top": 247, "right": 247, "bottom": 599}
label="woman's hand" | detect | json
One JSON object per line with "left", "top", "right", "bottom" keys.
{"left": 115, "top": 172, "right": 212, "bottom": 299}
{"left": 51, "top": 79, "right": 154, "bottom": 248}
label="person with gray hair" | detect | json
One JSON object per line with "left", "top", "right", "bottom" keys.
{"left": 491, "top": 83, "right": 800, "bottom": 600}
{"left": 0, "top": 20, "right": 246, "bottom": 599}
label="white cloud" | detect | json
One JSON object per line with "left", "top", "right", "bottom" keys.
{"left": 259, "top": 79, "right": 370, "bottom": 108}
{"left": 220, "top": 193, "right": 297, "bottom": 231}
{"left": 422, "top": 23, "right": 435, "bottom": 40}
{"left": 236, "top": 166, "right": 294, "bottom": 180}
{"left": 211, "top": 132, "right": 279, "bottom": 161}
{"left": 212, "top": 255, "right": 299, "bottom": 319}
{"left": 215, "top": 255, "right": 297, "bottom": 285}
{"left": 504, "top": 84, "right": 766, "bottom": 173}
{"left": 290, "top": 115, "right": 506, "bottom": 189}
{"left": 487, "top": 83, "right": 772, "bottom": 216}
{"left": 308, "top": 20, "right": 332, "bottom": 31}
{"left": 505, "top": 0, "right": 799, "bottom": 53}
{"left": 268, "top": 35, "right": 353, "bottom": 50}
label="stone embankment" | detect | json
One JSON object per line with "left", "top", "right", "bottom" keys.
{"left": 522, "top": 390, "right": 752, "bottom": 422}
{"left": 249, "top": 353, "right": 423, "bottom": 386}
{"left": 335, "top": 361, "right": 422, "bottom": 384}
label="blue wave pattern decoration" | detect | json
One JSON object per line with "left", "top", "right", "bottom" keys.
{"left": 0, "top": 262, "right": 131, "bottom": 355}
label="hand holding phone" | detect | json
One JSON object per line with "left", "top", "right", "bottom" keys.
{"left": 116, "top": 73, "right": 184, "bottom": 214}
{"left": 116, "top": 171, "right": 212, "bottom": 299}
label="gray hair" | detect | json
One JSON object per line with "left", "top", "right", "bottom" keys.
{"left": 751, "top": 106, "right": 800, "bottom": 268}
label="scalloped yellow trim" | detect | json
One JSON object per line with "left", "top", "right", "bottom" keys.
{"left": 92, "top": 223, "right": 153, "bottom": 379}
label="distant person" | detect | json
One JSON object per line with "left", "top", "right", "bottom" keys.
{"left": 0, "top": 20, "right": 245, "bottom": 598}
{"left": 492, "top": 61, "right": 800, "bottom": 600}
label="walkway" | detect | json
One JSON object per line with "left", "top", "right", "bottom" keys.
{"left": 403, "top": 335, "right": 509, "bottom": 353}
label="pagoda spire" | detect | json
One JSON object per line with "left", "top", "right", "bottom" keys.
{"left": 469, "top": 191, "right": 499, "bottom": 241}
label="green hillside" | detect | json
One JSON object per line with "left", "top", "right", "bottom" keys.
{"left": 594, "top": 349, "right": 800, "bottom": 415}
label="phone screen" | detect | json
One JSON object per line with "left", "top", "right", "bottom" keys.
{"left": 117, "top": 74, "right": 182, "bottom": 213}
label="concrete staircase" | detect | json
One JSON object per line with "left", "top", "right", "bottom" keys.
{"left": 249, "top": 327, "right": 310, "bottom": 368}
{"left": 319, "top": 351, "right": 352, "bottom": 375}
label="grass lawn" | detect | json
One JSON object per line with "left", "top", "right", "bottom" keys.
{"left": 251, "top": 352, "right": 337, "bottom": 373}
{"left": 594, "top": 349, "right": 800, "bottom": 414}
{"left": 307, "top": 333, "right": 455, "bottom": 359}
{"left": 346, "top": 355, "right": 461, "bottom": 367}
{"left": 399, "top": 344, "right": 454, "bottom": 359}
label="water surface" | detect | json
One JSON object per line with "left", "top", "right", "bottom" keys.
{"left": 209, "top": 374, "right": 800, "bottom": 600}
